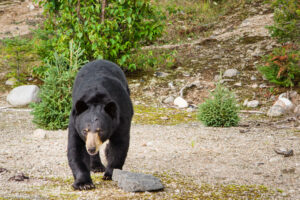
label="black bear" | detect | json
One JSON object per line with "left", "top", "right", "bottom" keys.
{"left": 67, "top": 60, "right": 133, "bottom": 190}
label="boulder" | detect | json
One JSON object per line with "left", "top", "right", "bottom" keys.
{"left": 6, "top": 85, "right": 40, "bottom": 106}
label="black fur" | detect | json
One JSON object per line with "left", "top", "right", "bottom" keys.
{"left": 67, "top": 60, "right": 133, "bottom": 190}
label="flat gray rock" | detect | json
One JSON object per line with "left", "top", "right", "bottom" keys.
{"left": 112, "top": 169, "right": 164, "bottom": 192}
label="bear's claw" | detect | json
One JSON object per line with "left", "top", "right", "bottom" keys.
{"left": 72, "top": 182, "right": 95, "bottom": 190}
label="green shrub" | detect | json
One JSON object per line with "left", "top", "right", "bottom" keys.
{"left": 37, "top": 0, "right": 164, "bottom": 72}
{"left": 30, "top": 42, "right": 87, "bottom": 130}
{"left": 197, "top": 83, "right": 240, "bottom": 127}
{"left": 267, "top": 0, "right": 300, "bottom": 43}
{"left": 258, "top": 45, "right": 300, "bottom": 87}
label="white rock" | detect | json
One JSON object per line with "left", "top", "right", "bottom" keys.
{"left": 234, "top": 82, "right": 242, "bottom": 87}
{"left": 267, "top": 105, "right": 285, "bottom": 117}
{"left": 247, "top": 100, "right": 259, "bottom": 108}
{"left": 6, "top": 85, "right": 40, "bottom": 106}
{"left": 223, "top": 69, "right": 239, "bottom": 78}
{"left": 243, "top": 99, "right": 248, "bottom": 106}
{"left": 163, "top": 96, "right": 174, "bottom": 104}
{"left": 274, "top": 97, "right": 294, "bottom": 112}
{"left": 174, "top": 97, "right": 188, "bottom": 108}
{"left": 33, "top": 129, "right": 48, "bottom": 139}
{"left": 5, "top": 77, "right": 17, "bottom": 86}
{"left": 251, "top": 83, "right": 258, "bottom": 89}
{"left": 250, "top": 75, "right": 257, "bottom": 81}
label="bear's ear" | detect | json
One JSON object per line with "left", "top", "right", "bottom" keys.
{"left": 75, "top": 100, "right": 88, "bottom": 115}
{"left": 104, "top": 101, "right": 118, "bottom": 119}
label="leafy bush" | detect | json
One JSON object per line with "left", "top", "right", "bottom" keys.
{"left": 30, "top": 42, "right": 87, "bottom": 130}
{"left": 258, "top": 44, "right": 300, "bottom": 87}
{"left": 197, "top": 83, "right": 240, "bottom": 127}
{"left": 267, "top": 0, "right": 300, "bottom": 43}
{"left": 37, "top": 0, "right": 164, "bottom": 71}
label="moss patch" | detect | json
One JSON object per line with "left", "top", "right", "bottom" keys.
{"left": 133, "top": 105, "right": 197, "bottom": 125}
{"left": 21, "top": 171, "right": 282, "bottom": 199}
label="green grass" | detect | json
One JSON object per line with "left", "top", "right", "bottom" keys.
{"left": 153, "top": 0, "right": 249, "bottom": 45}
{"left": 133, "top": 105, "right": 197, "bottom": 125}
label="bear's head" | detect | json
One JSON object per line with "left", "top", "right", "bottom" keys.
{"left": 73, "top": 98, "right": 119, "bottom": 155}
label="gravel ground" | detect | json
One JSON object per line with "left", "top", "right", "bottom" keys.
{"left": 0, "top": 107, "right": 299, "bottom": 199}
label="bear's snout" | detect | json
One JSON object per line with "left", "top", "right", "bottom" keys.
{"left": 86, "top": 132, "right": 102, "bottom": 155}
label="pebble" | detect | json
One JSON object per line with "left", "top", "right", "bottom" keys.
{"left": 267, "top": 105, "right": 285, "bottom": 117}
{"left": 250, "top": 75, "right": 257, "bottom": 81}
{"left": 5, "top": 77, "right": 18, "bottom": 86}
{"left": 223, "top": 69, "right": 239, "bottom": 78}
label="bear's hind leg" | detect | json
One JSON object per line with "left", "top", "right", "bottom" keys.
{"left": 90, "top": 153, "right": 106, "bottom": 173}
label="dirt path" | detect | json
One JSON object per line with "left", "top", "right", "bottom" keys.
{"left": 0, "top": 108, "right": 299, "bottom": 199}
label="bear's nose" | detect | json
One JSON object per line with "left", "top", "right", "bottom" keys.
{"left": 88, "top": 147, "right": 96, "bottom": 154}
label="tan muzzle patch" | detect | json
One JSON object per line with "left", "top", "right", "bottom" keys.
{"left": 86, "top": 132, "right": 103, "bottom": 155}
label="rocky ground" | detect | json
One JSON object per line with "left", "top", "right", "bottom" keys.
{"left": 0, "top": 0, "right": 300, "bottom": 199}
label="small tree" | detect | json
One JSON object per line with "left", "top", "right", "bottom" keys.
{"left": 197, "top": 83, "right": 240, "bottom": 127}
{"left": 30, "top": 42, "right": 87, "bottom": 130}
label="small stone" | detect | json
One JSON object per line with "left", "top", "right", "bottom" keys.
{"left": 154, "top": 72, "right": 168, "bottom": 78}
{"left": 274, "top": 148, "right": 294, "bottom": 157}
{"left": 112, "top": 169, "right": 164, "bottom": 192}
{"left": 243, "top": 99, "right": 248, "bottom": 106}
{"left": 251, "top": 83, "right": 258, "bottom": 89}
{"left": 223, "top": 69, "right": 239, "bottom": 78}
{"left": 247, "top": 100, "right": 259, "bottom": 108}
{"left": 182, "top": 72, "right": 190, "bottom": 77}
{"left": 160, "top": 116, "right": 169, "bottom": 120}
{"left": 259, "top": 83, "right": 267, "bottom": 88}
{"left": 163, "top": 96, "right": 174, "bottom": 104}
{"left": 250, "top": 75, "right": 257, "bottom": 81}
{"left": 9, "top": 172, "right": 29, "bottom": 181}
{"left": 6, "top": 85, "right": 40, "bottom": 106}
{"left": 186, "top": 107, "right": 195, "bottom": 112}
{"left": 267, "top": 105, "right": 285, "bottom": 117}
{"left": 33, "top": 129, "right": 48, "bottom": 139}
{"left": 212, "top": 55, "right": 222, "bottom": 59}
{"left": 234, "top": 82, "right": 242, "bottom": 87}
{"left": 274, "top": 97, "right": 294, "bottom": 112}
{"left": 168, "top": 82, "right": 175, "bottom": 90}
{"left": 174, "top": 97, "right": 188, "bottom": 108}
{"left": 5, "top": 77, "right": 18, "bottom": 86}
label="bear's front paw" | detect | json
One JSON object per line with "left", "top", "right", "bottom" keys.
{"left": 102, "top": 172, "right": 112, "bottom": 180}
{"left": 72, "top": 181, "right": 95, "bottom": 190}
